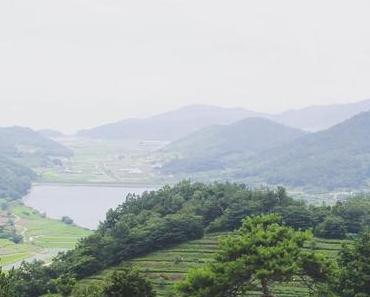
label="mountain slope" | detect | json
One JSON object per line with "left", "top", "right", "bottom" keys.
{"left": 0, "top": 126, "right": 72, "bottom": 159}
{"left": 162, "top": 118, "right": 305, "bottom": 173}
{"left": 272, "top": 98, "right": 370, "bottom": 131}
{"left": 0, "top": 156, "right": 35, "bottom": 199}
{"left": 0, "top": 127, "right": 72, "bottom": 199}
{"left": 238, "top": 111, "right": 370, "bottom": 190}
{"left": 77, "top": 105, "right": 266, "bottom": 141}
{"left": 78, "top": 99, "right": 370, "bottom": 142}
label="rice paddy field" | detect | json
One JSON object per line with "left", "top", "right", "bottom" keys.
{"left": 37, "top": 137, "right": 171, "bottom": 186}
{"left": 0, "top": 203, "right": 91, "bottom": 269}
{"left": 78, "top": 233, "right": 348, "bottom": 297}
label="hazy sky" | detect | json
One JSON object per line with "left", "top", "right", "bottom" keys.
{"left": 1, "top": 0, "right": 370, "bottom": 133}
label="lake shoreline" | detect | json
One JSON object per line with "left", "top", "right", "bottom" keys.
{"left": 23, "top": 184, "right": 154, "bottom": 229}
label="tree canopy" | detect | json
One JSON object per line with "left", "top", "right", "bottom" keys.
{"left": 177, "top": 214, "right": 335, "bottom": 297}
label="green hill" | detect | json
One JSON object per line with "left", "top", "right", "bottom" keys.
{"left": 0, "top": 126, "right": 72, "bottom": 199}
{"left": 0, "top": 126, "right": 72, "bottom": 161}
{"left": 162, "top": 111, "right": 370, "bottom": 190}
{"left": 5, "top": 182, "right": 369, "bottom": 297}
{"left": 0, "top": 156, "right": 35, "bottom": 199}
{"left": 77, "top": 234, "right": 346, "bottom": 297}
{"left": 162, "top": 118, "right": 305, "bottom": 173}
{"left": 237, "top": 111, "right": 370, "bottom": 190}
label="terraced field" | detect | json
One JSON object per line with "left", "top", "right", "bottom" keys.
{"left": 0, "top": 203, "right": 91, "bottom": 269}
{"left": 78, "top": 234, "right": 348, "bottom": 297}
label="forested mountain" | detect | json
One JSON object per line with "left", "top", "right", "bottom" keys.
{"left": 77, "top": 105, "right": 264, "bottom": 141}
{"left": 162, "top": 111, "right": 370, "bottom": 190}
{"left": 0, "top": 126, "right": 72, "bottom": 160}
{"left": 0, "top": 156, "right": 35, "bottom": 199}
{"left": 237, "top": 111, "right": 370, "bottom": 190}
{"left": 272, "top": 98, "right": 370, "bottom": 131}
{"left": 162, "top": 118, "right": 305, "bottom": 173}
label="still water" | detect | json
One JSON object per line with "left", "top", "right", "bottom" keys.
{"left": 23, "top": 185, "right": 152, "bottom": 229}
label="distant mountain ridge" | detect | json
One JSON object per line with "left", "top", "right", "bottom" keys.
{"left": 272, "top": 98, "right": 370, "bottom": 131}
{"left": 163, "top": 110, "right": 370, "bottom": 190}
{"left": 238, "top": 110, "right": 370, "bottom": 190}
{"left": 0, "top": 126, "right": 72, "bottom": 158}
{"left": 77, "top": 99, "right": 370, "bottom": 141}
{"left": 78, "top": 105, "right": 264, "bottom": 141}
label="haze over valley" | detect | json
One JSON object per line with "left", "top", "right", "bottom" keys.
{"left": 1, "top": 1, "right": 370, "bottom": 296}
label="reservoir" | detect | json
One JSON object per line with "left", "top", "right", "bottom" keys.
{"left": 23, "top": 184, "right": 152, "bottom": 229}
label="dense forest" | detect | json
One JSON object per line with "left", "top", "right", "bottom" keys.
{"left": 1, "top": 181, "right": 369, "bottom": 297}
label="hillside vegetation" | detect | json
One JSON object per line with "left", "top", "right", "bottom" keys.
{"left": 3, "top": 182, "right": 369, "bottom": 297}
{"left": 0, "top": 127, "right": 73, "bottom": 200}
{"left": 162, "top": 118, "right": 305, "bottom": 173}
{"left": 0, "top": 203, "right": 91, "bottom": 268}
{"left": 238, "top": 111, "right": 370, "bottom": 190}
{"left": 0, "top": 127, "right": 72, "bottom": 163}
{"left": 0, "top": 157, "right": 35, "bottom": 199}
{"left": 79, "top": 234, "right": 346, "bottom": 297}
{"left": 162, "top": 111, "right": 370, "bottom": 190}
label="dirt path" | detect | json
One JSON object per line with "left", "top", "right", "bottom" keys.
{"left": 13, "top": 214, "right": 29, "bottom": 242}
{"left": 3, "top": 248, "right": 68, "bottom": 270}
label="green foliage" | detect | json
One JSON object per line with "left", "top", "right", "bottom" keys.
{"left": 165, "top": 111, "right": 370, "bottom": 190}
{"left": 333, "top": 196, "right": 370, "bottom": 234}
{"left": 239, "top": 111, "right": 370, "bottom": 190}
{"left": 0, "top": 268, "right": 16, "bottom": 297}
{"left": 52, "top": 183, "right": 299, "bottom": 280}
{"left": 102, "top": 268, "right": 155, "bottom": 297}
{"left": 163, "top": 118, "right": 305, "bottom": 174}
{"left": 71, "top": 283, "right": 104, "bottom": 297}
{"left": 8, "top": 182, "right": 370, "bottom": 297}
{"left": 280, "top": 204, "right": 313, "bottom": 230}
{"left": 315, "top": 216, "right": 346, "bottom": 239}
{"left": 9, "top": 261, "right": 58, "bottom": 297}
{"left": 55, "top": 275, "right": 76, "bottom": 297}
{"left": 61, "top": 216, "right": 74, "bottom": 225}
{"left": 0, "top": 156, "right": 35, "bottom": 200}
{"left": 177, "top": 214, "right": 335, "bottom": 297}
{"left": 0, "top": 126, "right": 73, "bottom": 200}
{"left": 336, "top": 232, "right": 370, "bottom": 297}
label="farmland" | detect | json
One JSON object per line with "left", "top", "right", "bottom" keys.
{"left": 0, "top": 203, "right": 91, "bottom": 269}
{"left": 77, "top": 233, "right": 348, "bottom": 297}
{"left": 37, "top": 137, "right": 171, "bottom": 186}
